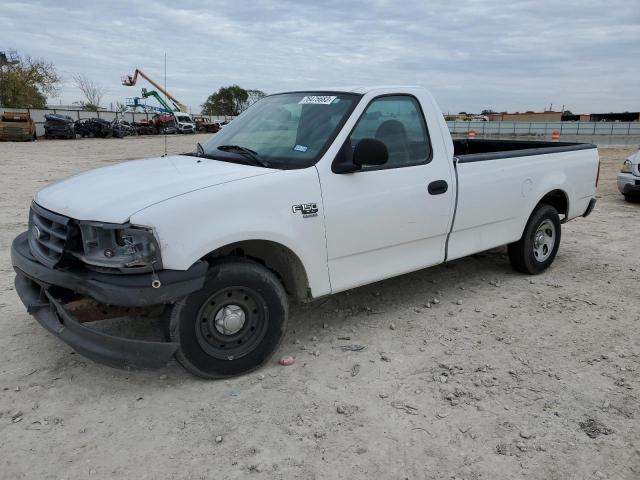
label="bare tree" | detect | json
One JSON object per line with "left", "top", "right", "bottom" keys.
{"left": 115, "top": 101, "right": 128, "bottom": 113}
{"left": 73, "top": 74, "right": 107, "bottom": 111}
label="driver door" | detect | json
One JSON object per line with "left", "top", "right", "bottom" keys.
{"left": 318, "top": 95, "right": 454, "bottom": 293}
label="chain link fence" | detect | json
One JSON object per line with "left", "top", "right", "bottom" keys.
{"left": 447, "top": 120, "right": 640, "bottom": 136}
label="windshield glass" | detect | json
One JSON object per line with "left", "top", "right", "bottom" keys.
{"left": 176, "top": 115, "right": 192, "bottom": 122}
{"left": 200, "top": 92, "right": 360, "bottom": 169}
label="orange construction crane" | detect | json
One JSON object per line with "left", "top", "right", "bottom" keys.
{"left": 121, "top": 68, "right": 187, "bottom": 112}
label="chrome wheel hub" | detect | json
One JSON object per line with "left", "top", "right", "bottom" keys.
{"left": 214, "top": 304, "right": 246, "bottom": 335}
{"left": 533, "top": 219, "right": 555, "bottom": 262}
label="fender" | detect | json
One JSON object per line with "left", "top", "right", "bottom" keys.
{"left": 130, "top": 167, "right": 332, "bottom": 298}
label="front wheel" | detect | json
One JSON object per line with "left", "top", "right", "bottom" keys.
{"left": 508, "top": 204, "right": 561, "bottom": 274}
{"left": 167, "top": 258, "right": 288, "bottom": 379}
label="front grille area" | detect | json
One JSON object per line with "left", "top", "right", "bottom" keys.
{"left": 28, "top": 203, "right": 74, "bottom": 268}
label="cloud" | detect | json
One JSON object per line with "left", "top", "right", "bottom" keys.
{"left": 3, "top": 0, "right": 639, "bottom": 113}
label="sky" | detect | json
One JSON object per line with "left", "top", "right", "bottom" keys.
{"left": 1, "top": 0, "right": 639, "bottom": 114}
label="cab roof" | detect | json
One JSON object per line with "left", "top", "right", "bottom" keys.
{"left": 275, "top": 85, "right": 426, "bottom": 95}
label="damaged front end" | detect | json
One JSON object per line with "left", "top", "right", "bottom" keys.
{"left": 12, "top": 203, "right": 208, "bottom": 369}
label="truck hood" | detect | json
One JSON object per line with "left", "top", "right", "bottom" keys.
{"left": 35, "top": 155, "right": 274, "bottom": 223}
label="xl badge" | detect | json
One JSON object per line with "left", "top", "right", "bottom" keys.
{"left": 292, "top": 203, "right": 318, "bottom": 218}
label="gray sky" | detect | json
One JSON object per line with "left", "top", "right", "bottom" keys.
{"left": 2, "top": 0, "right": 639, "bottom": 114}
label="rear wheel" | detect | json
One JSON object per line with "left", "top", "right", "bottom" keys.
{"left": 508, "top": 204, "right": 561, "bottom": 274}
{"left": 167, "top": 258, "right": 288, "bottom": 379}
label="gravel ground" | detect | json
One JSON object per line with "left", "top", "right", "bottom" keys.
{"left": 0, "top": 136, "right": 638, "bottom": 480}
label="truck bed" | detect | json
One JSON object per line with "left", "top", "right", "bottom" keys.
{"left": 446, "top": 138, "right": 599, "bottom": 263}
{"left": 453, "top": 139, "right": 596, "bottom": 162}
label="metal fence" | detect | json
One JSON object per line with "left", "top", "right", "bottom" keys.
{"left": 447, "top": 120, "right": 640, "bottom": 136}
{"left": 0, "top": 107, "right": 234, "bottom": 137}
{"left": 3, "top": 107, "right": 640, "bottom": 140}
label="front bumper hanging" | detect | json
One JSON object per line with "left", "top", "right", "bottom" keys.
{"left": 15, "top": 275, "right": 179, "bottom": 369}
{"left": 11, "top": 231, "right": 208, "bottom": 369}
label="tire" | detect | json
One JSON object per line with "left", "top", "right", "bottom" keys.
{"left": 167, "top": 258, "right": 288, "bottom": 379}
{"left": 508, "top": 204, "right": 561, "bottom": 274}
{"left": 624, "top": 194, "right": 640, "bottom": 203}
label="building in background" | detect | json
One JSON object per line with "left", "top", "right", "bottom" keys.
{"left": 589, "top": 112, "right": 640, "bottom": 122}
{"left": 487, "top": 111, "right": 639, "bottom": 122}
{"left": 488, "top": 111, "right": 582, "bottom": 122}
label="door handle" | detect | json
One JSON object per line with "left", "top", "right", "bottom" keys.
{"left": 428, "top": 180, "right": 448, "bottom": 195}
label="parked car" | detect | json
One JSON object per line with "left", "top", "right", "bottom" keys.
{"left": 193, "top": 115, "right": 220, "bottom": 133}
{"left": 152, "top": 113, "right": 177, "bottom": 134}
{"left": 134, "top": 119, "right": 156, "bottom": 135}
{"left": 44, "top": 114, "right": 75, "bottom": 139}
{"left": 111, "top": 119, "right": 136, "bottom": 138}
{"left": 0, "top": 112, "right": 37, "bottom": 141}
{"left": 617, "top": 150, "right": 640, "bottom": 201}
{"left": 74, "top": 118, "right": 112, "bottom": 138}
{"left": 11, "top": 86, "right": 600, "bottom": 378}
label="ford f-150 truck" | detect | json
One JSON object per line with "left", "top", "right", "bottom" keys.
{"left": 11, "top": 86, "right": 599, "bottom": 378}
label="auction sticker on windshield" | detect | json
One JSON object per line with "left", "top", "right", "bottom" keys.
{"left": 299, "top": 96, "right": 337, "bottom": 105}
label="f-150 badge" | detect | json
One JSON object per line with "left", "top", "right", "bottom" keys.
{"left": 292, "top": 203, "right": 318, "bottom": 218}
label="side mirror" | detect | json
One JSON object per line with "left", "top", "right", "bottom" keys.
{"left": 353, "top": 138, "right": 388, "bottom": 167}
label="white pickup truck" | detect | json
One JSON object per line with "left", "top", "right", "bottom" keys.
{"left": 11, "top": 86, "right": 599, "bottom": 378}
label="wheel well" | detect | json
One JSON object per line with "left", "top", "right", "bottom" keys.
{"left": 202, "top": 240, "right": 311, "bottom": 301}
{"left": 538, "top": 189, "right": 568, "bottom": 221}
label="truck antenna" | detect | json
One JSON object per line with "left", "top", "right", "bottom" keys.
{"left": 163, "top": 52, "right": 167, "bottom": 157}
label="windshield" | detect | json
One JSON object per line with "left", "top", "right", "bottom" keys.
{"left": 200, "top": 92, "right": 360, "bottom": 169}
{"left": 176, "top": 115, "right": 192, "bottom": 123}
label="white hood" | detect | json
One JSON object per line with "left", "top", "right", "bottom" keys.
{"left": 35, "top": 155, "right": 273, "bottom": 223}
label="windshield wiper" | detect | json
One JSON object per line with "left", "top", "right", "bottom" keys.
{"left": 217, "top": 145, "right": 272, "bottom": 168}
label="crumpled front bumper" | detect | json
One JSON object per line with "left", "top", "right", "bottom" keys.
{"left": 11, "top": 231, "right": 208, "bottom": 369}
{"left": 14, "top": 275, "right": 179, "bottom": 369}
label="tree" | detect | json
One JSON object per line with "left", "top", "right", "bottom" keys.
{"left": 245, "top": 89, "right": 266, "bottom": 109}
{"left": 481, "top": 109, "right": 496, "bottom": 115}
{"left": 201, "top": 85, "right": 266, "bottom": 116}
{"left": 73, "top": 74, "right": 107, "bottom": 111}
{"left": 562, "top": 110, "right": 573, "bottom": 116}
{"left": 0, "top": 50, "right": 61, "bottom": 108}
{"left": 115, "top": 101, "right": 128, "bottom": 113}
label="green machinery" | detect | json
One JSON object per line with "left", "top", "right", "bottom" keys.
{"left": 141, "top": 88, "right": 177, "bottom": 113}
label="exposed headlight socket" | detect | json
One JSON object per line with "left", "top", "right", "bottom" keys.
{"left": 74, "top": 222, "right": 162, "bottom": 273}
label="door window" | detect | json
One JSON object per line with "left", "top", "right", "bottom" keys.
{"left": 349, "top": 95, "right": 431, "bottom": 169}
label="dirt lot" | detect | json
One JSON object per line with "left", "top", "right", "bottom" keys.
{"left": 0, "top": 136, "right": 638, "bottom": 480}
